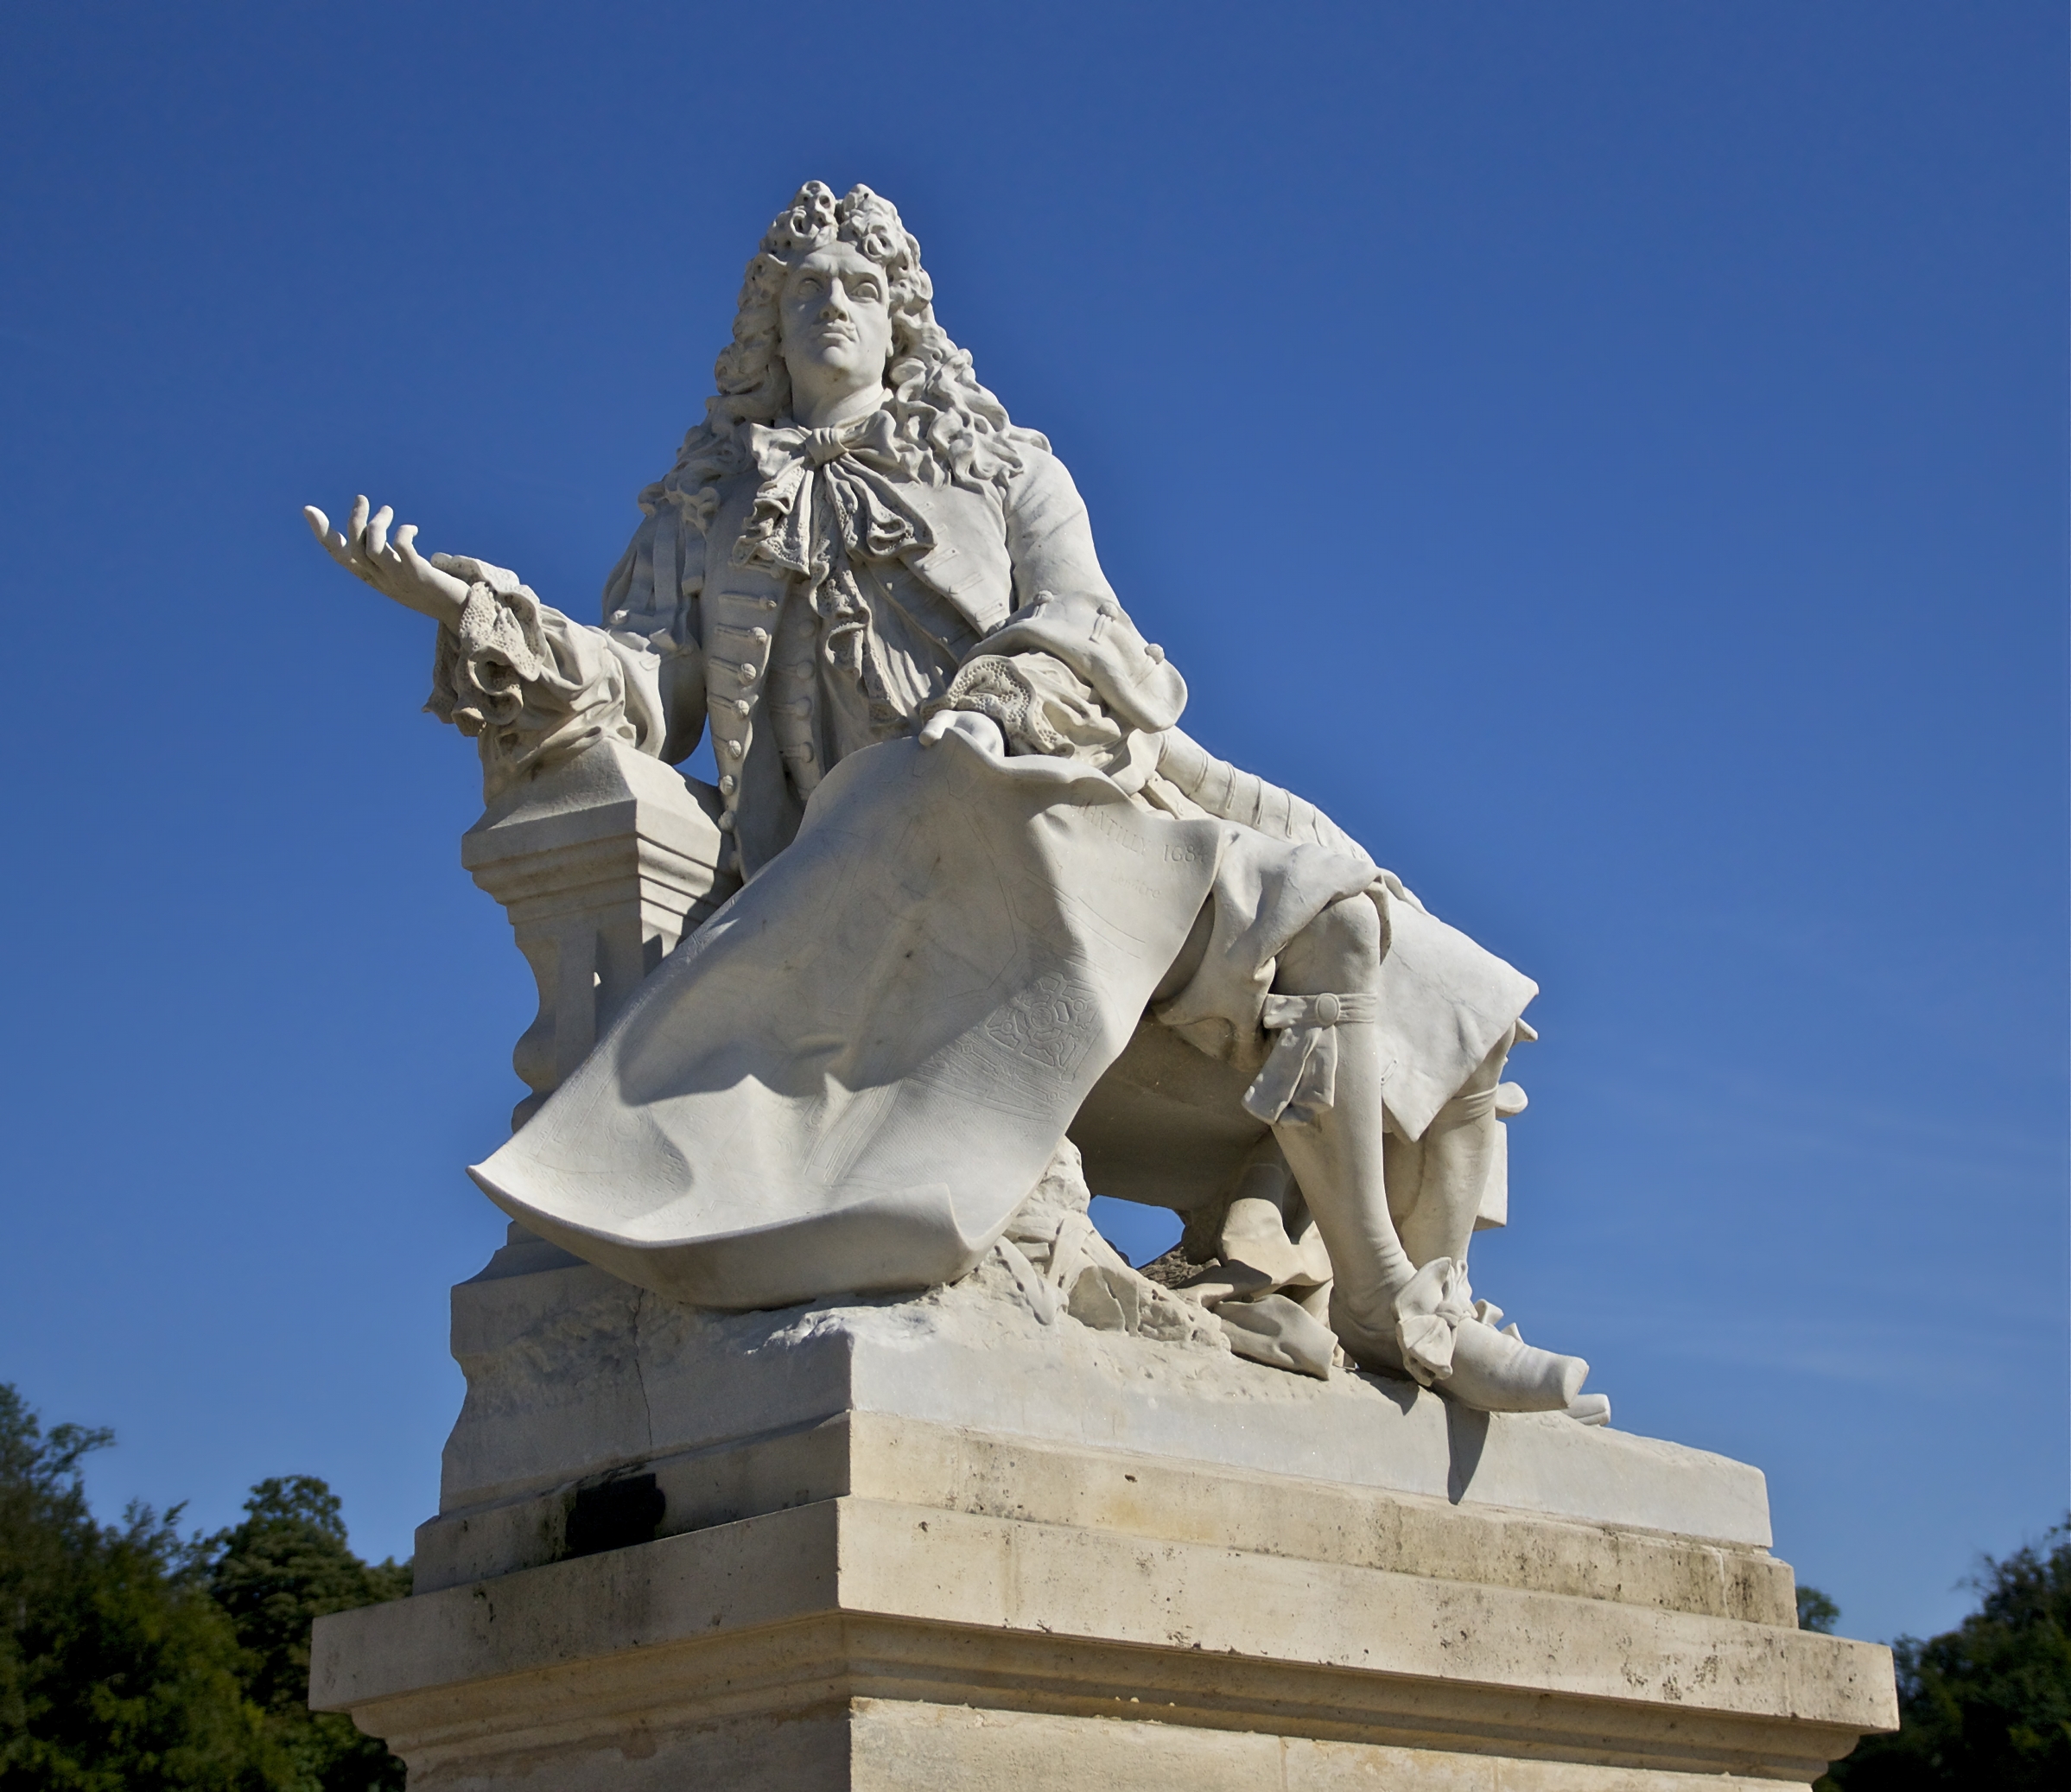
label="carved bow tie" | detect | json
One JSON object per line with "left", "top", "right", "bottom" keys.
{"left": 734, "top": 409, "right": 934, "bottom": 581}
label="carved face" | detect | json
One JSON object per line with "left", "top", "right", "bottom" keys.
{"left": 778, "top": 244, "right": 893, "bottom": 395}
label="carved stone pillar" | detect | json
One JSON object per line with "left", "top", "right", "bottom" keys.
{"left": 461, "top": 741, "right": 735, "bottom": 1128}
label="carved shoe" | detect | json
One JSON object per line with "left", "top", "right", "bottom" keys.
{"left": 1440, "top": 1318, "right": 1590, "bottom": 1413}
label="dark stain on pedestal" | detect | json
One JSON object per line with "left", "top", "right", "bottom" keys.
{"left": 563, "top": 1472, "right": 667, "bottom": 1559}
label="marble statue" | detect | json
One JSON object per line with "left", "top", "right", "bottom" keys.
{"left": 307, "top": 181, "right": 1599, "bottom": 1418}
{"left": 298, "top": 184, "right": 1897, "bottom": 1792}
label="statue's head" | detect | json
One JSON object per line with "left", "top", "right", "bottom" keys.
{"left": 716, "top": 183, "right": 923, "bottom": 414}
{"left": 705, "top": 182, "right": 1041, "bottom": 486}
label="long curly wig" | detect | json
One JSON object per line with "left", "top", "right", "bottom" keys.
{"left": 693, "top": 181, "right": 1045, "bottom": 491}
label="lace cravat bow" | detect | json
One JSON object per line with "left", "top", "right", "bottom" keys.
{"left": 734, "top": 409, "right": 934, "bottom": 581}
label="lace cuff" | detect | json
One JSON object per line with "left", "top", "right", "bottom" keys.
{"left": 928, "top": 651, "right": 1127, "bottom": 764}
{"left": 429, "top": 581, "right": 665, "bottom": 800}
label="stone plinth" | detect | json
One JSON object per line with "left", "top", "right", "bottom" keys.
{"left": 310, "top": 1239, "right": 1894, "bottom": 1787}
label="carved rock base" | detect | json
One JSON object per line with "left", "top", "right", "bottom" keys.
{"left": 311, "top": 1234, "right": 1893, "bottom": 1788}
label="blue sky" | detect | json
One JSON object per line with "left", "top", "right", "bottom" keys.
{"left": 1, "top": 3, "right": 2062, "bottom": 1649}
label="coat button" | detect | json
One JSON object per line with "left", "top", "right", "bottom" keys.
{"left": 734, "top": 698, "right": 752, "bottom": 716}
{"left": 718, "top": 810, "right": 734, "bottom": 831}
{"left": 719, "top": 774, "right": 736, "bottom": 793}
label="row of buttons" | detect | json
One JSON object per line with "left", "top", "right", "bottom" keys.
{"left": 709, "top": 596, "right": 783, "bottom": 870}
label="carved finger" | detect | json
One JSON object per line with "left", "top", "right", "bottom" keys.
{"left": 306, "top": 503, "right": 370, "bottom": 579}
{"left": 363, "top": 503, "right": 394, "bottom": 561}
{"left": 392, "top": 523, "right": 438, "bottom": 580}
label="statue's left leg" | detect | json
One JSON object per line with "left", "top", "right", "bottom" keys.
{"left": 1389, "top": 1026, "right": 1515, "bottom": 1270}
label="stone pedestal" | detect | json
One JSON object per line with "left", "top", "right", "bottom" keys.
{"left": 310, "top": 1237, "right": 1894, "bottom": 1788}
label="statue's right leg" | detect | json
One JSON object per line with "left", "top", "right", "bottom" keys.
{"left": 1262, "top": 898, "right": 1594, "bottom": 1414}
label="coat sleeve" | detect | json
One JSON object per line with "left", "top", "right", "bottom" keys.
{"left": 992, "top": 452, "right": 1188, "bottom": 733}
{"left": 429, "top": 581, "right": 675, "bottom": 801}
{"left": 600, "top": 490, "right": 709, "bottom": 765}
{"left": 1002, "top": 449, "right": 1119, "bottom": 613}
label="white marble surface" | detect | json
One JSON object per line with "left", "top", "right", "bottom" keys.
{"left": 307, "top": 181, "right": 1613, "bottom": 1408}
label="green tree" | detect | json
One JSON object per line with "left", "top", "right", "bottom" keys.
{"left": 0, "top": 1384, "right": 271, "bottom": 1789}
{"left": 206, "top": 1479, "right": 408, "bottom": 1791}
{"left": 1799, "top": 1585, "right": 1840, "bottom": 1634}
{"left": 1823, "top": 1520, "right": 2071, "bottom": 1790}
{"left": 1, "top": 1385, "right": 409, "bottom": 1792}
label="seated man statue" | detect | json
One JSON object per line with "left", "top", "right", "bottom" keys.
{"left": 308, "top": 181, "right": 1595, "bottom": 1416}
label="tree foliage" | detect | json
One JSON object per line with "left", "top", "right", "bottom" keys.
{"left": 1823, "top": 1520, "right": 2071, "bottom": 1791}
{"left": 0, "top": 1386, "right": 406, "bottom": 1791}
{"left": 1799, "top": 1585, "right": 1840, "bottom": 1634}
{"left": 206, "top": 1479, "right": 409, "bottom": 1789}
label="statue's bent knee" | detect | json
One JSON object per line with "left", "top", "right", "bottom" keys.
{"left": 1280, "top": 892, "right": 1381, "bottom": 989}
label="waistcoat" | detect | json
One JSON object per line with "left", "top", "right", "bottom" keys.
{"left": 605, "top": 435, "right": 1124, "bottom": 880}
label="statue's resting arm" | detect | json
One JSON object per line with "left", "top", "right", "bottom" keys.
{"left": 304, "top": 493, "right": 701, "bottom": 800}
{"left": 921, "top": 453, "right": 1188, "bottom": 767}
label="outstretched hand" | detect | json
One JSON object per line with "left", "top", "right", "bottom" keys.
{"left": 303, "top": 495, "right": 473, "bottom": 628}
